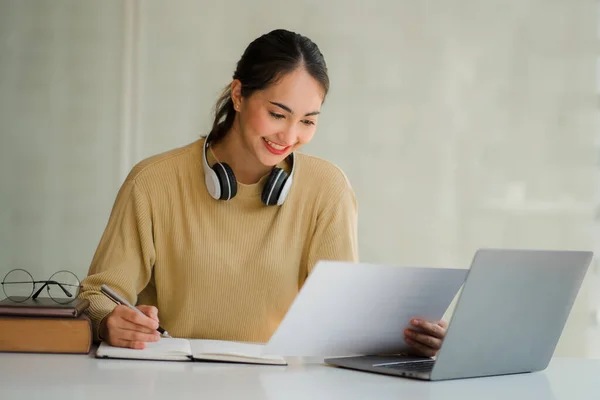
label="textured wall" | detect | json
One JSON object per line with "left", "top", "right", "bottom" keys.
{"left": 0, "top": 0, "right": 597, "bottom": 356}
{"left": 0, "top": 1, "right": 125, "bottom": 280}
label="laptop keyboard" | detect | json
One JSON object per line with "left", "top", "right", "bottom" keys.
{"left": 376, "top": 360, "right": 436, "bottom": 372}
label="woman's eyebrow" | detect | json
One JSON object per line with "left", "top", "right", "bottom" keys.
{"left": 270, "top": 101, "right": 320, "bottom": 117}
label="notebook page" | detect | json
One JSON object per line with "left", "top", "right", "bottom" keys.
{"left": 96, "top": 338, "right": 192, "bottom": 361}
{"left": 189, "top": 339, "right": 283, "bottom": 361}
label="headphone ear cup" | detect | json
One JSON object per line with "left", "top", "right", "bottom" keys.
{"left": 213, "top": 162, "right": 237, "bottom": 200}
{"left": 262, "top": 168, "right": 288, "bottom": 206}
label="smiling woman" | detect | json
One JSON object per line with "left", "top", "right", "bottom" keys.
{"left": 210, "top": 67, "right": 323, "bottom": 185}
{"left": 206, "top": 30, "right": 328, "bottom": 185}
{"left": 77, "top": 28, "right": 446, "bottom": 355}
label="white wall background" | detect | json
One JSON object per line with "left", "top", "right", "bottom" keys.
{"left": 0, "top": 0, "right": 598, "bottom": 357}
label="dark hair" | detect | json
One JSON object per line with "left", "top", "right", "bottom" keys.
{"left": 206, "top": 29, "right": 329, "bottom": 144}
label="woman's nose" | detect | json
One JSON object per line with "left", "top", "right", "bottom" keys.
{"left": 276, "top": 126, "right": 297, "bottom": 146}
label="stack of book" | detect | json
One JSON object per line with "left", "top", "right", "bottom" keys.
{"left": 0, "top": 297, "right": 92, "bottom": 354}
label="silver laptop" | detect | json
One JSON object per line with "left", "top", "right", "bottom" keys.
{"left": 325, "top": 248, "right": 593, "bottom": 381}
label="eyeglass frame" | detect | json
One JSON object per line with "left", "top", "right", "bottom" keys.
{"left": 1, "top": 268, "right": 82, "bottom": 303}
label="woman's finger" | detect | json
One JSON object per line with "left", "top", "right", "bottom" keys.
{"left": 116, "top": 327, "right": 161, "bottom": 343}
{"left": 115, "top": 318, "right": 157, "bottom": 335}
{"left": 120, "top": 306, "right": 159, "bottom": 331}
{"left": 405, "top": 329, "right": 443, "bottom": 350}
{"left": 411, "top": 319, "right": 447, "bottom": 339}
{"left": 405, "top": 338, "right": 437, "bottom": 358}
{"left": 137, "top": 305, "right": 159, "bottom": 322}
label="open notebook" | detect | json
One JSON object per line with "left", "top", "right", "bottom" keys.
{"left": 96, "top": 338, "right": 287, "bottom": 365}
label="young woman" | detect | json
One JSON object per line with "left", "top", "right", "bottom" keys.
{"left": 79, "top": 29, "right": 447, "bottom": 357}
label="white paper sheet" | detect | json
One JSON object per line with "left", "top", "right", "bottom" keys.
{"left": 265, "top": 261, "right": 468, "bottom": 356}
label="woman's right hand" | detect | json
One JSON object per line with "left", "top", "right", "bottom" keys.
{"left": 99, "top": 304, "right": 162, "bottom": 349}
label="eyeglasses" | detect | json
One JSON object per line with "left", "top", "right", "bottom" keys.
{"left": 1, "top": 269, "right": 82, "bottom": 304}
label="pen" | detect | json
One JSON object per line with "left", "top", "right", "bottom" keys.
{"left": 100, "top": 284, "right": 171, "bottom": 338}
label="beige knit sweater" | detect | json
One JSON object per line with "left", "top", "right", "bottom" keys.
{"left": 79, "top": 139, "right": 358, "bottom": 342}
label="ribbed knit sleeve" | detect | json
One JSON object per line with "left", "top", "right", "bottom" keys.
{"left": 305, "top": 182, "right": 359, "bottom": 276}
{"left": 79, "top": 177, "right": 156, "bottom": 341}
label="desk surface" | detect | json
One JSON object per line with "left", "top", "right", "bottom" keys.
{"left": 0, "top": 350, "right": 599, "bottom": 400}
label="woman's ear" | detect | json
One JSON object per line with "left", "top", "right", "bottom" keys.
{"left": 230, "top": 79, "right": 243, "bottom": 109}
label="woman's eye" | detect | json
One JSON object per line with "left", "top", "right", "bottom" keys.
{"left": 269, "top": 112, "right": 285, "bottom": 119}
{"left": 302, "top": 120, "right": 315, "bottom": 126}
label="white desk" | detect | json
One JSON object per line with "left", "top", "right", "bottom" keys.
{"left": 0, "top": 349, "right": 598, "bottom": 400}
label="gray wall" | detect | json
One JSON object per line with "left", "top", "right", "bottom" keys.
{"left": 1, "top": 0, "right": 598, "bottom": 357}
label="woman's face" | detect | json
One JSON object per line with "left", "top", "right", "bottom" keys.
{"left": 232, "top": 67, "right": 324, "bottom": 167}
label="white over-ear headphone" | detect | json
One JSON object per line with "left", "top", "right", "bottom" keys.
{"left": 202, "top": 131, "right": 295, "bottom": 206}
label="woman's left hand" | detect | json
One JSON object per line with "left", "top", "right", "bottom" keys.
{"left": 404, "top": 318, "right": 448, "bottom": 357}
